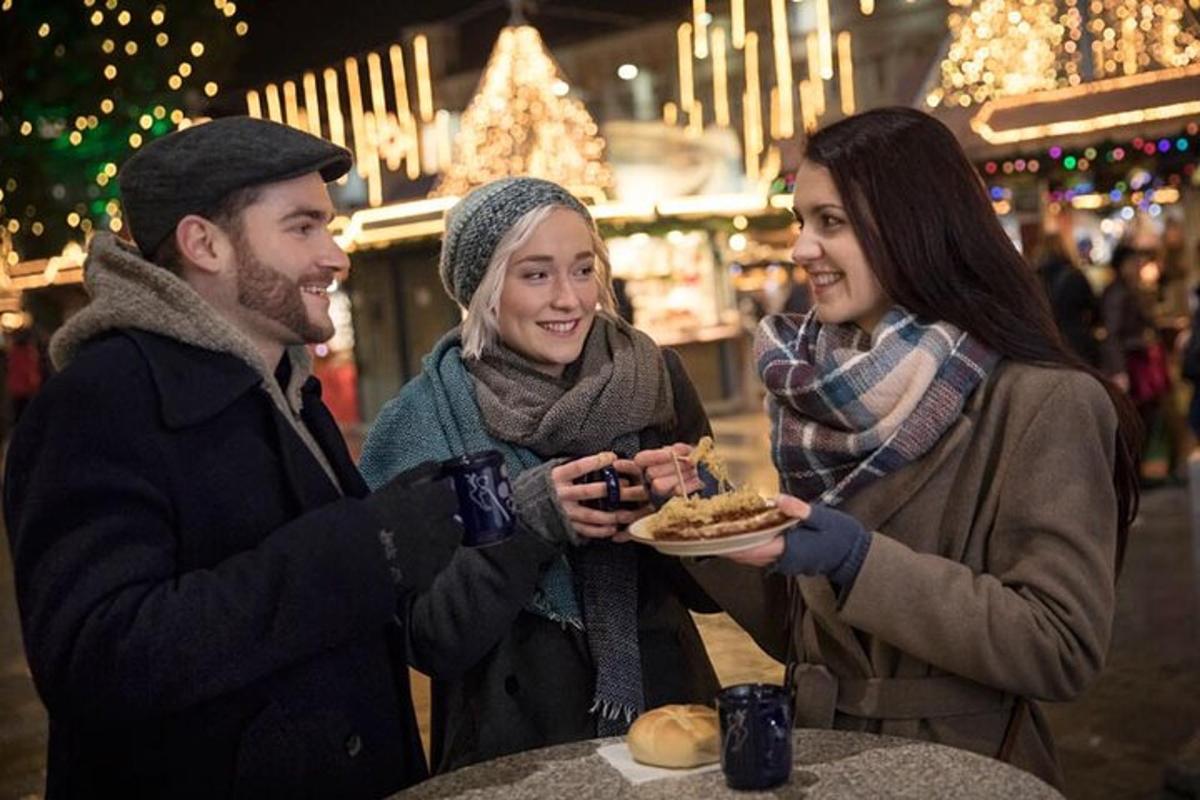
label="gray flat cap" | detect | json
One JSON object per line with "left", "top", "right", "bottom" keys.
{"left": 440, "top": 177, "right": 591, "bottom": 308}
{"left": 118, "top": 116, "right": 352, "bottom": 256}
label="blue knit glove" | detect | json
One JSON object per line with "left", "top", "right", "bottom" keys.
{"left": 771, "top": 504, "right": 871, "bottom": 589}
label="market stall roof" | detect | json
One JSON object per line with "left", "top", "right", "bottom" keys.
{"left": 935, "top": 64, "right": 1200, "bottom": 161}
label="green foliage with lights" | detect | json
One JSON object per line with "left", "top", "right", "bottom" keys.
{"left": 0, "top": 0, "right": 248, "bottom": 264}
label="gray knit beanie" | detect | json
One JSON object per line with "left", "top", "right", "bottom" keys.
{"left": 439, "top": 177, "right": 592, "bottom": 308}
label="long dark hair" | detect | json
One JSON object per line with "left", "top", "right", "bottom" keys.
{"left": 804, "top": 106, "right": 1140, "bottom": 570}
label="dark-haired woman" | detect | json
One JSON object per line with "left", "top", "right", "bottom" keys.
{"left": 692, "top": 107, "right": 1140, "bottom": 790}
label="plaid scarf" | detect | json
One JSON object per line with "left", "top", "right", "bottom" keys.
{"left": 755, "top": 308, "right": 998, "bottom": 506}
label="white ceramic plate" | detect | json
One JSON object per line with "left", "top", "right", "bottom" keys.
{"left": 626, "top": 516, "right": 794, "bottom": 557}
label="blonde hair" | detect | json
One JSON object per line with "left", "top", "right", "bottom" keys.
{"left": 461, "top": 204, "right": 616, "bottom": 360}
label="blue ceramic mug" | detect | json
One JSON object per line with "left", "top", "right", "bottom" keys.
{"left": 716, "top": 683, "right": 793, "bottom": 790}
{"left": 438, "top": 450, "right": 516, "bottom": 547}
{"left": 576, "top": 465, "right": 623, "bottom": 512}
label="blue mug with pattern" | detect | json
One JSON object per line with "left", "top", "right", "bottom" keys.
{"left": 438, "top": 450, "right": 516, "bottom": 547}
{"left": 716, "top": 683, "right": 793, "bottom": 790}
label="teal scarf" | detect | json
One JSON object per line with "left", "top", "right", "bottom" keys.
{"left": 359, "top": 329, "right": 582, "bottom": 626}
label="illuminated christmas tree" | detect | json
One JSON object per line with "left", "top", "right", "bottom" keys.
{"left": 432, "top": 23, "right": 614, "bottom": 201}
{"left": 0, "top": 0, "right": 247, "bottom": 263}
{"left": 929, "top": 0, "right": 1200, "bottom": 109}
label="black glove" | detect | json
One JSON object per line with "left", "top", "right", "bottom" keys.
{"left": 366, "top": 461, "right": 463, "bottom": 594}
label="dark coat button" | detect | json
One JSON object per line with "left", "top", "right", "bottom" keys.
{"left": 345, "top": 733, "right": 363, "bottom": 758}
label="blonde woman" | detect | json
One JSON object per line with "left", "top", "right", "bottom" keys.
{"left": 360, "top": 177, "right": 718, "bottom": 773}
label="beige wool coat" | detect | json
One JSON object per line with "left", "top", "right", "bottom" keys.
{"left": 690, "top": 361, "right": 1120, "bottom": 789}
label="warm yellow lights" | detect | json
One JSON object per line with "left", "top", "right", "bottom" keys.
{"left": 283, "top": 80, "right": 301, "bottom": 128}
{"left": 677, "top": 23, "right": 695, "bottom": 112}
{"left": 204, "top": 82, "right": 219, "bottom": 98}
{"left": 117, "top": 10, "right": 130, "bottom": 25}
{"left": 935, "top": 0, "right": 1200, "bottom": 108}
{"left": 100, "top": 98, "right": 114, "bottom": 113}
{"left": 769, "top": 0, "right": 794, "bottom": 138}
{"left": 432, "top": 25, "right": 613, "bottom": 200}
{"left": 104, "top": 64, "right": 118, "bottom": 80}
{"left": 693, "top": 0, "right": 709, "bottom": 59}
{"left": 815, "top": 0, "right": 833, "bottom": 80}
{"left": 246, "top": 89, "right": 263, "bottom": 119}
{"left": 732, "top": 0, "right": 745, "bottom": 49}
{"left": 168, "top": 74, "right": 182, "bottom": 90}
{"left": 861, "top": 0, "right": 875, "bottom": 14}
{"left": 151, "top": 7, "right": 165, "bottom": 25}
{"left": 303, "top": 71, "right": 322, "bottom": 137}
{"left": 837, "top": 31, "right": 856, "bottom": 115}
{"left": 712, "top": 26, "right": 731, "bottom": 127}
{"left": 125, "top": 41, "right": 138, "bottom": 55}
{"left": 323, "top": 69, "right": 347, "bottom": 150}
{"left": 265, "top": 83, "right": 283, "bottom": 123}
{"left": 102, "top": 38, "right": 115, "bottom": 53}
{"left": 156, "top": 32, "right": 169, "bottom": 47}
{"left": 743, "top": 31, "right": 763, "bottom": 179}
{"left": 19, "top": 121, "right": 32, "bottom": 135}
{"left": 139, "top": 114, "right": 153, "bottom": 129}
{"left": 129, "top": 132, "right": 143, "bottom": 147}
{"left": 191, "top": 42, "right": 205, "bottom": 57}
{"left": 414, "top": 34, "right": 434, "bottom": 124}
{"left": 37, "top": 22, "right": 50, "bottom": 37}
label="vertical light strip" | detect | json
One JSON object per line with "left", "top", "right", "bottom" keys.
{"left": 264, "top": 83, "right": 283, "bottom": 123}
{"left": 344, "top": 57, "right": 367, "bottom": 174}
{"left": 799, "top": 79, "right": 818, "bottom": 133}
{"left": 677, "top": 23, "right": 695, "bottom": 111}
{"left": 805, "top": 32, "right": 826, "bottom": 116}
{"left": 693, "top": 0, "right": 709, "bottom": 59}
{"left": 245, "top": 89, "right": 262, "bottom": 118}
{"left": 388, "top": 44, "right": 412, "bottom": 122}
{"left": 367, "top": 53, "right": 388, "bottom": 124}
{"left": 323, "top": 68, "right": 346, "bottom": 149}
{"left": 663, "top": 101, "right": 679, "bottom": 125}
{"left": 388, "top": 43, "right": 420, "bottom": 179}
{"left": 770, "top": 0, "right": 794, "bottom": 138}
{"left": 414, "top": 34, "right": 434, "bottom": 123}
{"left": 860, "top": 0, "right": 874, "bottom": 14}
{"left": 302, "top": 71, "right": 322, "bottom": 137}
{"left": 769, "top": 86, "right": 782, "bottom": 140}
{"left": 743, "top": 92, "right": 758, "bottom": 178}
{"left": 689, "top": 99, "right": 704, "bottom": 136}
{"left": 816, "top": 0, "right": 833, "bottom": 80}
{"left": 837, "top": 31, "right": 855, "bottom": 115}
{"left": 362, "top": 111, "right": 382, "bottom": 207}
{"left": 712, "top": 26, "right": 730, "bottom": 127}
{"left": 283, "top": 81, "right": 301, "bottom": 129}
{"left": 745, "top": 31, "right": 763, "bottom": 170}
{"left": 732, "top": 0, "right": 745, "bottom": 49}
{"left": 435, "top": 109, "right": 453, "bottom": 171}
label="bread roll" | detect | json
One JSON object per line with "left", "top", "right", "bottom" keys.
{"left": 626, "top": 704, "right": 720, "bottom": 768}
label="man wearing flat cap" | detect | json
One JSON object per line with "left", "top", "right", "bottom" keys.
{"left": 4, "top": 117, "right": 461, "bottom": 799}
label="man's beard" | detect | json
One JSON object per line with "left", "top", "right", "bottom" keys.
{"left": 234, "top": 243, "right": 333, "bottom": 344}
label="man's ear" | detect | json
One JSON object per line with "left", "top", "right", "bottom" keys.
{"left": 175, "top": 214, "right": 231, "bottom": 275}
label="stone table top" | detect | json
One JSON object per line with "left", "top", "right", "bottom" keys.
{"left": 393, "top": 729, "right": 1062, "bottom": 799}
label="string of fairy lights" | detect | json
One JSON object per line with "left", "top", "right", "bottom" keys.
{"left": 0, "top": 0, "right": 248, "bottom": 275}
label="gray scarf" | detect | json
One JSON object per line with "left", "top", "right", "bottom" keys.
{"left": 467, "top": 315, "right": 674, "bottom": 734}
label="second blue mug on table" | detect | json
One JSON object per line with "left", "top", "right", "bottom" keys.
{"left": 438, "top": 450, "right": 516, "bottom": 547}
{"left": 716, "top": 683, "right": 793, "bottom": 791}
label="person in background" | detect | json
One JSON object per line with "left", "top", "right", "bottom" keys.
{"left": 1102, "top": 243, "right": 1178, "bottom": 483}
{"left": 690, "top": 107, "right": 1140, "bottom": 791}
{"left": 359, "top": 177, "right": 720, "bottom": 773}
{"left": 5, "top": 327, "right": 44, "bottom": 425}
{"left": 4, "top": 117, "right": 464, "bottom": 799}
{"left": 1033, "top": 217, "right": 1102, "bottom": 369}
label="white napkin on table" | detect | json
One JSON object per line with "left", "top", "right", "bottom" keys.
{"left": 595, "top": 742, "right": 721, "bottom": 785}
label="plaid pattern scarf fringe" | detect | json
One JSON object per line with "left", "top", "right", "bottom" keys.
{"left": 755, "top": 308, "right": 998, "bottom": 506}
